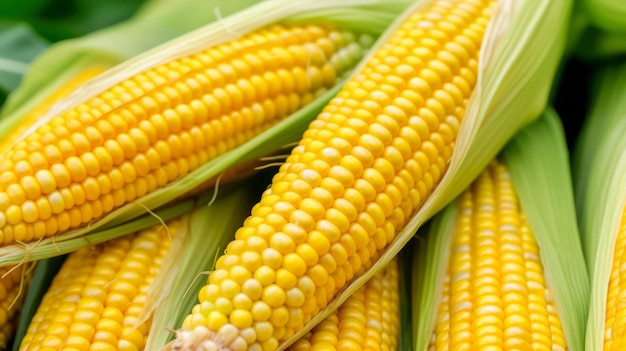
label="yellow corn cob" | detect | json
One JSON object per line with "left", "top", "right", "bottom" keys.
{"left": 0, "top": 67, "right": 106, "bottom": 154}
{"left": 289, "top": 257, "right": 399, "bottom": 351}
{"left": 0, "top": 265, "right": 26, "bottom": 348}
{"left": 429, "top": 160, "right": 567, "bottom": 350}
{"left": 604, "top": 206, "right": 626, "bottom": 350}
{"left": 19, "top": 219, "right": 181, "bottom": 351}
{"left": 0, "top": 23, "right": 367, "bottom": 245}
{"left": 0, "top": 69, "right": 106, "bottom": 349}
{"left": 172, "top": 0, "right": 496, "bottom": 350}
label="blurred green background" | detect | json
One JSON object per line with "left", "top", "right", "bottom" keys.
{"left": 0, "top": 0, "right": 146, "bottom": 42}
{"left": 0, "top": 0, "right": 147, "bottom": 106}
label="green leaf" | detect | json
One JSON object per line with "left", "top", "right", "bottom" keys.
{"left": 0, "top": 22, "right": 48, "bottom": 94}
{"left": 410, "top": 209, "right": 457, "bottom": 351}
{"left": 572, "top": 62, "right": 626, "bottom": 351}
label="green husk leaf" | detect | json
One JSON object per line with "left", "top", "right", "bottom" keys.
{"left": 144, "top": 184, "right": 258, "bottom": 349}
{"left": 411, "top": 205, "right": 457, "bottom": 351}
{"left": 0, "top": 0, "right": 410, "bottom": 266}
{"left": 411, "top": 110, "right": 588, "bottom": 351}
{"left": 0, "top": 0, "right": 265, "bottom": 137}
{"left": 502, "top": 109, "right": 588, "bottom": 351}
{"left": 572, "top": 62, "right": 626, "bottom": 351}
{"left": 11, "top": 255, "right": 66, "bottom": 351}
{"left": 275, "top": 0, "right": 572, "bottom": 348}
{"left": 397, "top": 240, "right": 417, "bottom": 351}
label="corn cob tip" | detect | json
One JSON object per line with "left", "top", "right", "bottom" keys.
{"left": 167, "top": 325, "right": 243, "bottom": 351}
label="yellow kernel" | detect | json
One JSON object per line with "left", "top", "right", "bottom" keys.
{"left": 231, "top": 309, "right": 254, "bottom": 329}
{"left": 282, "top": 253, "right": 307, "bottom": 277}
{"left": 270, "top": 306, "right": 289, "bottom": 328}
{"left": 262, "top": 284, "right": 286, "bottom": 307}
{"left": 7, "top": 183, "right": 26, "bottom": 204}
{"left": 65, "top": 156, "right": 87, "bottom": 183}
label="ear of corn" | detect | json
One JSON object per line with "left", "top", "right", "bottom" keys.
{"left": 0, "top": 22, "right": 368, "bottom": 244}
{"left": 289, "top": 256, "right": 400, "bottom": 351}
{"left": 412, "top": 110, "right": 588, "bottom": 351}
{"left": 572, "top": 63, "right": 626, "bottom": 351}
{"left": 0, "top": 0, "right": 410, "bottom": 267}
{"left": 18, "top": 216, "right": 188, "bottom": 351}
{"left": 13, "top": 176, "right": 271, "bottom": 350}
{"left": 0, "top": 0, "right": 265, "bottom": 256}
{"left": 166, "top": 0, "right": 573, "bottom": 349}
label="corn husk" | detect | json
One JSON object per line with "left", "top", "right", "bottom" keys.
{"left": 258, "top": 0, "right": 573, "bottom": 348}
{"left": 572, "top": 62, "right": 626, "bottom": 351}
{"left": 0, "top": 0, "right": 412, "bottom": 265}
{"left": 412, "top": 110, "right": 588, "bottom": 351}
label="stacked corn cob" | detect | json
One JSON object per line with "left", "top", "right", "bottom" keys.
{"left": 0, "top": 0, "right": 605, "bottom": 349}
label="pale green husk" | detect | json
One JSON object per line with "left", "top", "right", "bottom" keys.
{"left": 0, "top": 0, "right": 412, "bottom": 265}
{"left": 572, "top": 63, "right": 626, "bottom": 351}
{"left": 275, "top": 0, "right": 572, "bottom": 348}
{"left": 0, "top": 0, "right": 265, "bottom": 138}
{"left": 411, "top": 110, "right": 588, "bottom": 351}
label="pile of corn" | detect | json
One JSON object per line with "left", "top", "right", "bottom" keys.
{"left": 0, "top": 0, "right": 623, "bottom": 349}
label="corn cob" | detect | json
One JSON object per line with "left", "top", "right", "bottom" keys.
{"left": 289, "top": 257, "right": 399, "bottom": 351}
{"left": 413, "top": 112, "right": 587, "bottom": 351}
{"left": 0, "top": 23, "right": 368, "bottom": 245}
{"left": 0, "top": 265, "right": 27, "bottom": 348}
{"left": 0, "top": 68, "right": 106, "bottom": 350}
{"left": 429, "top": 160, "right": 567, "bottom": 350}
{"left": 170, "top": 0, "right": 496, "bottom": 350}
{"left": 18, "top": 219, "right": 182, "bottom": 351}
